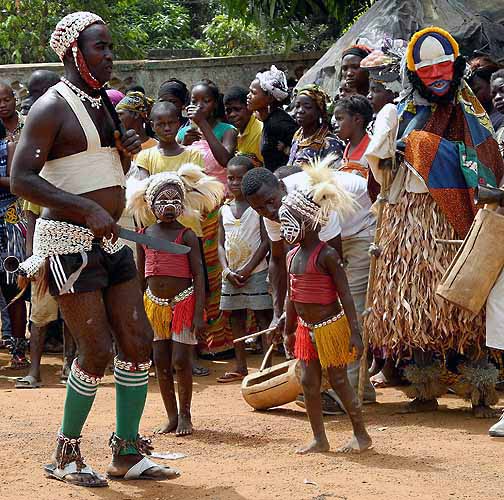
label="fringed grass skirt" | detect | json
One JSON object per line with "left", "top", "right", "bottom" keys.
{"left": 295, "top": 312, "right": 356, "bottom": 369}
{"left": 365, "top": 192, "right": 484, "bottom": 358}
{"left": 144, "top": 288, "right": 197, "bottom": 345}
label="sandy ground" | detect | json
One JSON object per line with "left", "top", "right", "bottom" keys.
{"left": 0, "top": 350, "right": 503, "bottom": 500}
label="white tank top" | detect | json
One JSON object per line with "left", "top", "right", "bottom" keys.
{"left": 40, "top": 82, "right": 125, "bottom": 195}
{"left": 221, "top": 204, "right": 268, "bottom": 274}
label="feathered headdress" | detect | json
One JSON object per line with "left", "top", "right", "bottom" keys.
{"left": 126, "top": 163, "right": 224, "bottom": 226}
{"left": 282, "top": 154, "right": 358, "bottom": 228}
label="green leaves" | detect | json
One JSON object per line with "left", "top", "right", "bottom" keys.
{"left": 0, "top": 0, "right": 195, "bottom": 64}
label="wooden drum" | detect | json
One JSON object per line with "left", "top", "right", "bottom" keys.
{"left": 241, "top": 359, "right": 302, "bottom": 411}
{"left": 436, "top": 209, "right": 504, "bottom": 317}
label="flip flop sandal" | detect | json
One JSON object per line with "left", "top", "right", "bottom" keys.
{"left": 15, "top": 375, "right": 41, "bottom": 389}
{"left": 192, "top": 366, "right": 210, "bottom": 377}
{"left": 44, "top": 462, "right": 108, "bottom": 488}
{"left": 217, "top": 372, "right": 245, "bottom": 383}
{"left": 107, "top": 457, "right": 181, "bottom": 481}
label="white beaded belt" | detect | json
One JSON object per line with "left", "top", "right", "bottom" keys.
{"left": 18, "top": 219, "right": 124, "bottom": 287}
{"left": 146, "top": 286, "right": 193, "bottom": 307}
{"left": 299, "top": 311, "right": 344, "bottom": 329}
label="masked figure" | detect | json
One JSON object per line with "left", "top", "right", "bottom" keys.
{"left": 364, "top": 27, "right": 504, "bottom": 417}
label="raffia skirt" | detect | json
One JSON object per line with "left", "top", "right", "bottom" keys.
{"left": 365, "top": 191, "right": 485, "bottom": 359}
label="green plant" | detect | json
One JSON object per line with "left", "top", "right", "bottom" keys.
{"left": 0, "top": 0, "right": 196, "bottom": 64}
{"left": 195, "top": 14, "right": 268, "bottom": 57}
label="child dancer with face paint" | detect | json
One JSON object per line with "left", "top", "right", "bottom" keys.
{"left": 127, "top": 167, "right": 223, "bottom": 436}
{"left": 281, "top": 159, "right": 372, "bottom": 454}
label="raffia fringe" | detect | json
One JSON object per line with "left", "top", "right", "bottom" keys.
{"left": 452, "top": 362, "right": 499, "bottom": 407}
{"left": 295, "top": 315, "right": 355, "bottom": 369}
{"left": 365, "top": 191, "right": 485, "bottom": 358}
{"left": 294, "top": 324, "right": 319, "bottom": 362}
{"left": 144, "top": 293, "right": 194, "bottom": 341}
{"left": 403, "top": 363, "right": 447, "bottom": 400}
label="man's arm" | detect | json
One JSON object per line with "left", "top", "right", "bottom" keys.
{"left": 24, "top": 209, "right": 38, "bottom": 257}
{"left": 269, "top": 238, "right": 287, "bottom": 320}
{"left": 10, "top": 96, "right": 118, "bottom": 238}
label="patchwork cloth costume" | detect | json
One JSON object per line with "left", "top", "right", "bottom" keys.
{"left": 364, "top": 27, "right": 504, "bottom": 407}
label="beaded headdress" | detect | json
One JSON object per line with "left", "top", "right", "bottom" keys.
{"left": 50, "top": 12, "right": 105, "bottom": 89}
{"left": 126, "top": 163, "right": 224, "bottom": 226}
{"left": 281, "top": 154, "right": 357, "bottom": 229}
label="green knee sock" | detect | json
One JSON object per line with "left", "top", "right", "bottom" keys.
{"left": 61, "top": 369, "right": 98, "bottom": 438}
{"left": 115, "top": 366, "right": 149, "bottom": 455}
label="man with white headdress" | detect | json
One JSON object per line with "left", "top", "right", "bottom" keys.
{"left": 10, "top": 12, "right": 180, "bottom": 487}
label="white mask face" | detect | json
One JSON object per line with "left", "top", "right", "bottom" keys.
{"left": 279, "top": 205, "right": 304, "bottom": 244}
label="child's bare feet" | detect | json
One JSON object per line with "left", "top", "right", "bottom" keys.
{"left": 296, "top": 437, "right": 330, "bottom": 455}
{"left": 175, "top": 413, "right": 193, "bottom": 436}
{"left": 154, "top": 418, "right": 178, "bottom": 434}
{"left": 337, "top": 432, "right": 373, "bottom": 454}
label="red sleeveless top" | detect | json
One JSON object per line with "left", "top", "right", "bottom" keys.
{"left": 287, "top": 242, "right": 339, "bottom": 305}
{"left": 141, "top": 228, "right": 192, "bottom": 279}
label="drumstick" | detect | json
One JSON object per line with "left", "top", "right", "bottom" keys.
{"left": 435, "top": 238, "right": 463, "bottom": 245}
{"left": 233, "top": 327, "right": 276, "bottom": 344}
{"left": 260, "top": 344, "right": 275, "bottom": 372}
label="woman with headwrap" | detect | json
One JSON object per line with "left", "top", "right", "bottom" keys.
{"left": 117, "top": 91, "right": 157, "bottom": 156}
{"left": 467, "top": 56, "right": 504, "bottom": 131}
{"left": 288, "top": 84, "right": 344, "bottom": 167}
{"left": 247, "top": 65, "right": 297, "bottom": 172}
{"left": 340, "top": 45, "right": 372, "bottom": 97}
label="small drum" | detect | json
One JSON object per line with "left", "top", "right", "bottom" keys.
{"left": 241, "top": 359, "right": 302, "bottom": 411}
{"left": 436, "top": 208, "right": 504, "bottom": 317}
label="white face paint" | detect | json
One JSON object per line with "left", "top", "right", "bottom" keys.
{"left": 279, "top": 205, "right": 304, "bottom": 244}
{"left": 152, "top": 185, "right": 184, "bottom": 220}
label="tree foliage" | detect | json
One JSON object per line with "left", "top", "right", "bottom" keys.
{"left": 0, "top": 0, "right": 372, "bottom": 64}
{"left": 0, "top": 0, "right": 194, "bottom": 64}
{"left": 222, "top": 0, "right": 371, "bottom": 26}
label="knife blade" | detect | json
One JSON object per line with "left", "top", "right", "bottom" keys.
{"left": 119, "top": 227, "right": 191, "bottom": 254}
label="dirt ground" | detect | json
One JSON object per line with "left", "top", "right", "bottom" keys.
{"left": 0, "top": 350, "right": 503, "bottom": 500}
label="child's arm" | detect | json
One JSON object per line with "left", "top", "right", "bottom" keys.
{"left": 136, "top": 243, "right": 146, "bottom": 291}
{"left": 283, "top": 296, "right": 297, "bottom": 359}
{"left": 236, "top": 216, "right": 269, "bottom": 281}
{"left": 321, "top": 246, "right": 363, "bottom": 358}
{"left": 185, "top": 229, "right": 206, "bottom": 336}
{"left": 217, "top": 208, "right": 229, "bottom": 272}
{"left": 217, "top": 208, "right": 245, "bottom": 288}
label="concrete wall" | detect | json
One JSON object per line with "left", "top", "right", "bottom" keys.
{"left": 0, "top": 52, "right": 323, "bottom": 99}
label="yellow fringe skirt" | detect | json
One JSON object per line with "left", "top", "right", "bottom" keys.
{"left": 294, "top": 312, "right": 356, "bottom": 368}
{"left": 144, "top": 286, "right": 197, "bottom": 345}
